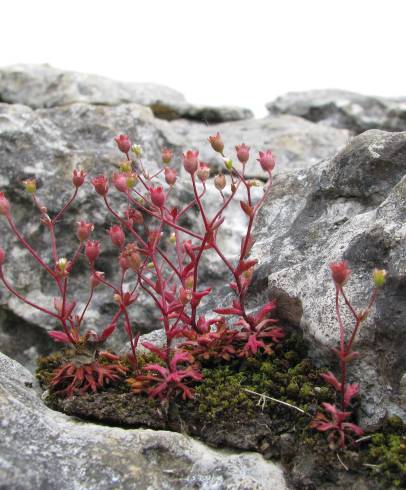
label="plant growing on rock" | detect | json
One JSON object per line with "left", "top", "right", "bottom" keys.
{"left": 0, "top": 132, "right": 282, "bottom": 401}
{"left": 310, "top": 262, "right": 386, "bottom": 449}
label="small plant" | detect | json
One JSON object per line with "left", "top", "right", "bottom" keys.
{"left": 0, "top": 132, "right": 282, "bottom": 400}
{"left": 310, "top": 262, "right": 386, "bottom": 449}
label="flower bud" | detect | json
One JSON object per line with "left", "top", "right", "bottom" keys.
{"left": 185, "top": 275, "right": 194, "bottom": 289}
{"left": 149, "top": 186, "right": 166, "bottom": 208}
{"left": 114, "top": 134, "right": 131, "bottom": 155}
{"left": 113, "top": 293, "right": 122, "bottom": 304}
{"left": 0, "top": 192, "right": 10, "bottom": 216}
{"left": 214, "top": 174, "right": 226, "bottom": 191}
{"left": 223, "top": 158, "right": 233, "bottom": 170}
{"left": 131, "top": 144, "right": 142, "bottom": 158}
{"left": 128, "top": 251, "right": 142, "bottom": 271}
{"left": 0, "top": 247, "right": 5, "bottom": 265}
{"left": 183, "top": 150, "right": 199, "bottom": 174}
{"left": 373, "top": 269, "right": 387, "bottom": 288}
{"left": 169, "top": 232, "right": 176, "bottom": 244}
{"left": 112, "top": 173, "right": 128, "bottom": 193}
{"left": 257, "top": 150, "right": 275, "bottom": 173}
{"left": 126, "top": 173, "right": 138, "bottom": 189}
{"left": 122, "top": 243, "right": 142, "bottom": 271}
{"left": 161, "top": 148, "right": 173, "bottom": 165}
{"left": 85, "top": 240, "right": 101, "bottom": 263}
{"left": 197, "top": 162, "right": 210, "bottom": 182}
{"left": 330, "top": 261, "right": 351, "bottom": 287}
{"left": 92, "top": 176, "right": 109, "bottom": 196}
{"left": 23, "top": 178, "right": 37, "bottom": 194}
{"left": 76, "top": 221, "right": 94, "bottom": 242}
{"left": 236, "top": 143, "right": 250, "bottom": 164}
{"left": 208, "top": 132, "right": 224, "bottom": 154}
{"left": 164, "top": 167, "right": 177, "bottom": 186}
{"left": 126, "top": 208, "right": 144, "bottom": 225}
{"left": 91, "top": 271, "right": 105, "bottom": 289}
{"left": 72, "top": 169, "right": 86, "bottom": 188}
{"left": 119, "top": 161, "right": 132, "bottom": 173}
{"left": 108, "top": 225, "right": 125, "bottom": 248}
{"left": 56, "top": 257, "right": 70, "bottom": 277}
{"left": 119, "top": 253, "right": 130, "bottom": 271}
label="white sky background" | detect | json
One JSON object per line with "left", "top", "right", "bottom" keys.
{"left": 1, "top": 0, "right": 405, "bottom": 117}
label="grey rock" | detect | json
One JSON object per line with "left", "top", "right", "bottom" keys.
{"left": 0, "top": 351, "right": 288, "bottom": 490}
{"left": 0, "top": 94, "right": 349, "bottom": 369}
{"left": 267, "top": 89, "right": 406, "bottom": 134}
{"left": 0, "top": 64, "right": 253, "bottom": 122}
{"left": 251, "top": 129, "right": 406, "bottom": 428}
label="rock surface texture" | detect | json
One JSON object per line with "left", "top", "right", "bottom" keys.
{"left": 0, "top": 65, "right": 350, "bottom": 368}
{"left": 0, "top": 64, "right": 253, "bottom": 122}
{"left": 0, "top": 352, "right": 288, "bottom": 490}
{"left": 267, "top": 89, "right": 406, "bottom": 135}
{"left": 252, "top": 129, "right": 406, "bottom": 428}
{"left": 1, "top": 64, "right": 406, "bottom": 489}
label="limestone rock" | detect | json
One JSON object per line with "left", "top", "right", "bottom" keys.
{"left": 267, "top": 89, "right": 406, "bottom": 134}
{"left": 0, "top": 352, "right": 288, "bottom": 490}
{"left": 0, "top": 64, "right": 253, "bottom": 122}
{"left": 252, "top": 129, "right": 406, "bottom": 428}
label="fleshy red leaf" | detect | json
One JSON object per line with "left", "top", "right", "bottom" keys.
{"left": 48, "top": 331, "right": 72, "bottom": 343}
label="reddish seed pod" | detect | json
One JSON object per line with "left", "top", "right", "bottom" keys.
{"left": 330, "top": 261, "right": 351, "bottom": 287}
{"left": 164, "top": 167, "right": 177, "bottom": 186}
{"left": 114, "top": 134, "right": 131, "bottom": 154}
{"left": 108, "top": 225, "right": 126, "bottom": 248}
{"left": 214, "top": 174, "right": 226, "bottom": 191}
{"left": 208, "top": 132, "right": 224, "bottom": 154}
{"left": 76, "top": 221, "right": 94, "bottom": 242}
{"left": 182, "top": 150, "right": 199, "bottom": 174}
{"left": 236, "top": 143, "right": 250, "bottom": 164}
{"left": 0, "top": 192, "right": 10, "bottom": 216}
{"left": 197, "top": 162, "right": 210, "bottom": 182}
{"left": 72, "top": 169, "right": 86, "bottom": 188}
{"left": 257, "top": 150, "right": 275, "bottom": 173}
{"left": 0, "top": 247, "right": 5, "bottom": 265}
{"left": 161, "top": 148, "right": 173, "bottom": 165}
{"left": 85, "top": 240, "right": 101, "bottom": 263}
{"left": 92, "top": 175, "right": 109, "bottom": 196}
{"left": 149, "top": 186, "right": 166, "bottom": 208}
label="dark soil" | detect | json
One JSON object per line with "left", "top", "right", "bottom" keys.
{"left": 37, "top": 332, "right": 405, "bottom": 489}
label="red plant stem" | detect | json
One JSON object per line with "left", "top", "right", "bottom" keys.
{"left": 126, "top": 192, "right": 204, "bottom": 241}
{"left": 340, "top": 288, "right": 358, "bottom": 322}
{"left": 346, "top": 288, "right": 378, "bottom": 353}
{"left": 334, "top": 287, "right": 347, "bottom": 410}
{"left": 0, "top": 269, "right": 61, "bottom": 320}
{"left": 103, "top": 196, "right": 148, "bottom": 249}
{"left": 78, "top": 288, "right": 94, "bottom": 327}
{"left": 90, "top": 265, "right": 120, "bottom": 294}
{"left": 52, "top": 189, "right": 78, "bottom": 224}
{"left": 177, "top": 184, "right": 206, "bottom": 219}
{"left": 121, "top": 303, "right": 139, "bottom": 373}
{"left": 6, "top": 214, "right": 56, "bottom": 279}
{"left": 61, "top": 277, "right": 68, "bottom": 318}
{"left": 191, "top": 174, "right": 209, "bottom": 230}
{"left": 335, "top": 287, "right": 346, "bottom": 353}
{"left": 156, "top": 247, "right": 182, "bottom": 280}
{"left": 49, "top": 224, "right": 58, "bottom": 264}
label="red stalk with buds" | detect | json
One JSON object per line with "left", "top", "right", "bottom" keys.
{"left": 0, "top": 132, "right": 281, "bottom": 401}
{"left": 310, "top": 262, "right": 386, "bottom": 449}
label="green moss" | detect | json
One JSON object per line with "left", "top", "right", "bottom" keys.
{"left": 365, "top": 422, "right": 406, "bottom": 488}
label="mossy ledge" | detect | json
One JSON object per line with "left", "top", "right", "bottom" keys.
{"left": 37, "top": 331, "right": 405, "bottom": 489}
